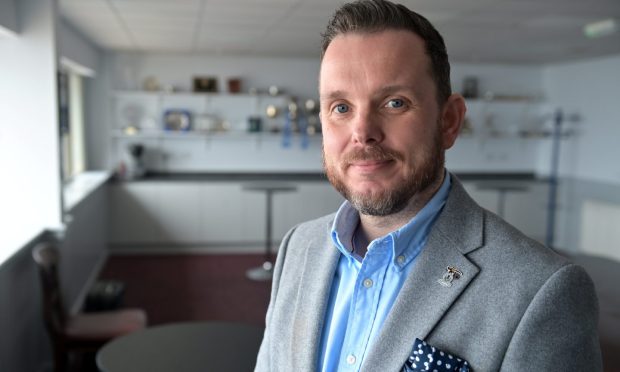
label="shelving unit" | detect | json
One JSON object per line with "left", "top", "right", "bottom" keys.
{"left": 462, "top": 97, "right": 547, "bottom": 140}
{"left": 112, "top": 90, "right": 292, "bottom": 133}
{"left": 109, "top": 90, "right": 323, "bottom": 173}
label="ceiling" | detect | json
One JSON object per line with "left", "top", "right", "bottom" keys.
{"left": 59, "top": 0, "right": 620, "bottom": 64}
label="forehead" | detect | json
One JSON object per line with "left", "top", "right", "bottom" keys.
{"left": 319, "top": 30, "right": 433, "bottom": 93}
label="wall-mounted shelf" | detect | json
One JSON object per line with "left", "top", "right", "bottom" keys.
{"left": 461, "top": 97, "right": 549, "bottom": 140}
{"left": 112, "top": 90, "right": 293, "bottom": 132}
{"left": 109, "top": 90, "right": 322, "bottom": 173}
{"left": 111, "top": 129, "right": 321, "bottom": 140}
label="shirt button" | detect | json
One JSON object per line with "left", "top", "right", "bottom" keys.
{"left": 363, "top": 278, "right": 373, "bottom": 288}
{"left": 346, "top": 354, "right": 356, "bottom": 365}
{"left": 397, "top": 255, "right": 405, "bottom": 264}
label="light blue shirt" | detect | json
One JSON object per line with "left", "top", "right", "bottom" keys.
{"left": 318, "top": 172, "right": 452, "bottom": 372}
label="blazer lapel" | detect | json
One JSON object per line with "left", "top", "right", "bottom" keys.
{"left": 362, "top": 177, "right": 484, "bottom": 371}
{"left": 290, "top": 218, "right": 341, "bottom": 371}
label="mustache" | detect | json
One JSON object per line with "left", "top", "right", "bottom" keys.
{"left": 342, "top": 145, "right": 404, "bottom": 164}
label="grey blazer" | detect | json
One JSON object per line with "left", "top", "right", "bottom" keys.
{"left": 255, "top": 177, "right": 602, "bottom": 371}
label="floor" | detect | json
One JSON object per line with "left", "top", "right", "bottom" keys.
{"left": 86, "top": 252, "right": 619, "bottom": 371}
{"left": 70, "top": 253, "right": 271, "bottom": 371}
{"left": 97, "top": 254, "right": 272, "bottom": 327}
{"left": 569, "top": 254, "right": 620, "bottom": 372}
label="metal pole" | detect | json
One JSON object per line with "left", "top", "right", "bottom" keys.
{"left": 545, "top": 109, "right": 563, "bottom": 249}
{"left": 265, "top": 190, "right": 273, "bottom": 263}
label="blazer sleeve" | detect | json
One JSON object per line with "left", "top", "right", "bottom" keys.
{"left": 254, "top": 225, "right": 297, "bottom": 372}
{"left": 500, "top": 264, "right": 602, "bottom": 371}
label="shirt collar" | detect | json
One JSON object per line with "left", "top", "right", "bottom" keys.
{"left": 330, "top": 171, "right": 452, "bottom": 266}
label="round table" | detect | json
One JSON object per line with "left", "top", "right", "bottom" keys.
{"left": 96, "top": 322, "right": 264, "bottom": 372}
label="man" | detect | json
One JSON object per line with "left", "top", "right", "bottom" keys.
{"left": 255, "top": 1, "right": 602, "bottom": 371}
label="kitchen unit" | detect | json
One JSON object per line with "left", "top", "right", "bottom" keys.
{"left": 106, "top": 88, "right": 554, "bottom": 252}
{"left": 108, "top": 175, "right": 343, "bottom": 252}
{"left": 107, "top": 173, "right": 549, "bottom": 253}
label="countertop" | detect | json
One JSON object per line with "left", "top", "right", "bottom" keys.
{"left": 117, "top": 171, "right": 543, "bottom": 183}
{"left": 63, "top": 171, "right": 112, "bottom": 211}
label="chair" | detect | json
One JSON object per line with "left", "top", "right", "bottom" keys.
{"left": 33, "top": 242, "right": 147, "bottom": 372}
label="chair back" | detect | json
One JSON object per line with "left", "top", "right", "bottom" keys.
{"left": 32, "top": 243, "right": 67, "bottom": 337}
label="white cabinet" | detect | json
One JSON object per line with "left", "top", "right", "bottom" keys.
{"left": 109, "top": 178, "right": 547, "bottom": 249}
{"left": 108, "top": 182, "right": 203, "bottom": 244}
{"left": 503, "top": 182, "right": 548, "bottom": 243}
{"left": 198, "top": 183, "right": 264, "bottom": 243}
{"left": 108, "top": 181, "right": 344, "bottom": 250}
{"left": 462, "top": 180, "right": 548, "bottom": 243}
{"left": 273, "top": 183, "right": 344, "bottom": 239}
{"left": 461, "top": 182, "right": 500, "bottom": 214}
{"left": 108, "top": 182, "right": 160, "bottom": 243}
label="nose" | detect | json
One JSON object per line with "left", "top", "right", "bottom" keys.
{"left": 351, "top": 109, "right": 384, "bottom": 145}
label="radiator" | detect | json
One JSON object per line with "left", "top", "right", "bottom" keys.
{"left": 580, "top": 199, "right": 620, "bottom": 261}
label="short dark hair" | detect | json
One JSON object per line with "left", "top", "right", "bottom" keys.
{"left": 321, "top": 0, "right": 452, "bottom": 105}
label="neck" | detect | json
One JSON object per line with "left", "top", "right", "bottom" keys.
{"left": 357, "top": 171, "right": 445, "bottom": 244}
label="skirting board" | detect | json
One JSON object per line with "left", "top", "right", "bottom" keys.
{"left": 69, "top": 251, "right": 109, "bottom": 315}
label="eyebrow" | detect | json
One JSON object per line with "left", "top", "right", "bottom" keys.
{"left": 375, "top": 85, "right": 417, "bottom": 97}
{"left": 320, "top": 90, "right": 347, "bottom": 102}
{"left": 320, "top": 85, "right": 418, "bottom": 102}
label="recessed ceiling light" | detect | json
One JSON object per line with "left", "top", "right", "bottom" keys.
{"left": 583, "top": 18, "right": 618, "bottom": 38}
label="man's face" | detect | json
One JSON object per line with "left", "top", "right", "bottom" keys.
{"left": 320, "top": 30, "right": 448, "bottom": 216}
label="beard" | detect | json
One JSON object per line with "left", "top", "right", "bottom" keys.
{"left": 323, "top": 125, "right": 445, "bottom": 216}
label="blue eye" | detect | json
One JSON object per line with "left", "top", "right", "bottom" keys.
{"left": 386, "top": 99, "right": 404, "bottom": 108}
{"left": 335, "top": 104, "right": 349, "bottom": 113}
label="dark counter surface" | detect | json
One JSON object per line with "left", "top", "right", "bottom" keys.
{"left": 141, "top": 171, "right": 330, "bottom": 182}
{"left": 115, "top": 171, "right": 543, "bottom": 183}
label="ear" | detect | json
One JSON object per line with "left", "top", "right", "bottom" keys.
{"left": 440, "top": 93, "right": 466, "bottom": 150}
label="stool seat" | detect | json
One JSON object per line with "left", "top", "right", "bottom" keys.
{"left": 243, "top": 183, "right": 298, "bottom": 193}
{"left": 65, "top": 308, "right": 147, "bottom": 342}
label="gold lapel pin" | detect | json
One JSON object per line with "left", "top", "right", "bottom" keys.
{"left": 437, "top": 266, "right": 463, "bottom": 287}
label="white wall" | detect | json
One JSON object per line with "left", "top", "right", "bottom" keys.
{"left": 0, "top": 183, "right": 110, "bottom": 372}
{"left": 535, "top": 54, "right": 620, "bottom": 253}
{"left": 58, "top": 17, "right": 100, "bottom": 74}
{"left": 0, "top": 0, "right": 61, "bottom": 263}
{"left": 112, "top": 52, "right": 321, "bottom": 101}
{"left": 0, "top": 0, "right": 17, "bottom": 35}
{"left": 543, "top": 54, "right": 620, "bottom": 185}
{"left": 0, "top": 0, "right": 62, "bottom": 370}
{"left": 452, "top": 63, "right": 545, "bottom": 99}
{"left": 448, "top": 63, "right": 548, "bottom": 173}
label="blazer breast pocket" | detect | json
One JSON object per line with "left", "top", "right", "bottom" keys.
{"left": 401, "top": 338, "right": 471, "bottom": 372}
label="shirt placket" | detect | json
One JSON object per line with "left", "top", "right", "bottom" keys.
{"left": 339, "top": 240, "right": 391, "bottom": 371}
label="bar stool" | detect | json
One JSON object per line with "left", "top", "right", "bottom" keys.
{"left": 243, "top": 182, "right": 297, "bottom": 281}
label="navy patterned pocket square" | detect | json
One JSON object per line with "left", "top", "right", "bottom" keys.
{"left": 401, "top": 338, "right": 471, "bottom": 372}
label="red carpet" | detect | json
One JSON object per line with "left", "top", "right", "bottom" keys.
{"left": 98, "top": 254, "right": 272, "bottom": 327}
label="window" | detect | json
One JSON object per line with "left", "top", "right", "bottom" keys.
{"left": 58, "top": 70, "right": 87, "bottom": 182}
